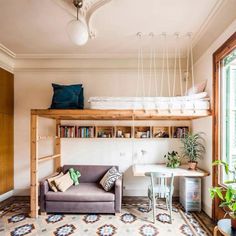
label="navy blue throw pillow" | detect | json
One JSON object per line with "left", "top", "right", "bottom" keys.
{"left": 50, "top": 84, "right": 84, "bottom": 109}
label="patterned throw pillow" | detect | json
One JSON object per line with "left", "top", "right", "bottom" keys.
{"left": 47, "top": 172, "right": 64, "bottom": 192}
{"left": 100, "top": 167, "right": 122, "bottom": 191}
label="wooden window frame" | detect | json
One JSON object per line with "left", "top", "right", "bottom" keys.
{"left": 212, "top": 32, "right": 236, "bottom": 221}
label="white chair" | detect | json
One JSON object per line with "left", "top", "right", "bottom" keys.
{"left": 145, "top": 172, "right": 174, "bottom": 224}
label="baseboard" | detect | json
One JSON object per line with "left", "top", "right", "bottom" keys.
{"left": 13, "top": 188, "right": 30, "bottom": 196}
{"left": 0, "top": 190, "right": 14, "bottom": 202}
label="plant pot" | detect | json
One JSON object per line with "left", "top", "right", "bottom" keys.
{"left": 229, "top": 212, "right": 236, "bottom": 230}
{"left": 188, "top": 161, "right": 198, "bottom": 170}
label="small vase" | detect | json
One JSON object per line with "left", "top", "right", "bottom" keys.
{"left": 188, "top": 161, "right": 197, "bottom": 170}
{"left": 229, "top": 213, "right": 236, "bottom": 230}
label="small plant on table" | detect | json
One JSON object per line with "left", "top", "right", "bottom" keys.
{"left": 164, "top": 151, "right": 181, "bottom": 168}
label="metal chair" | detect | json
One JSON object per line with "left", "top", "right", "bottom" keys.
{"left": 145, "top": 172, "right": 174, "bottom": 224}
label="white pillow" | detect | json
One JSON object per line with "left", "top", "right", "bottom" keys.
{"left": 100, "top": 167, "right": 122, "bottom": 191}
{"left": 185, "top": 80, "right": 207, "bottom": 96}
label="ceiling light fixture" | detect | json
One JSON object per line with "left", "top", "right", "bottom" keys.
{"left": 67, "top": 0, "right": 89, "bottom": 46}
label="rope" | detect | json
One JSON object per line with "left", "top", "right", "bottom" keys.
{"left": 141, "top": 47, "right": 145, "bottom": 97}
{"left": 166, "top": 38, "right": 171, "bottom": 97}
{"left": 154, "top": 48, "right": 158, "bottom": 97}
{"left": 148, "top": 47, "right": 153, "bottom": 96}
{"left": 160, "top": 33, "right": 166, "bottom": 97}
{"left": 190, "top": 38, "right": 195, "bottom": 90}
{"left": 178, "top": 42, "right": 183, "bottom": 96}
{"left": 185, "top": 39, "right": 189, "bottom": 95}
{"left": 136, "top": 47, "right": 140, "bottom": 97}
{"left": 172, "top": 34, "right": 178, "bottom": 97}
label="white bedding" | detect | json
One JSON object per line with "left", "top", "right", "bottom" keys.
{"left": 88, "top": 92, "right": 210, "bottom": 111}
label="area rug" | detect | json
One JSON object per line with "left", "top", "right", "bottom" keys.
{"left": 0, "top": 201, "right": 210, "bottom": 236}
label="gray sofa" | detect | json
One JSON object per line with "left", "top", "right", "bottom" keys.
{"left": 40, "top": 165, "right": 122, "bottom": 214}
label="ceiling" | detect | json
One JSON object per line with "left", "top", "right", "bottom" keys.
{"left": 0, "top": 0, "right": 230, "bottom": 57}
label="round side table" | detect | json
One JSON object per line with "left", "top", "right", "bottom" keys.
{"left": 214, "top": 219, "right": 236, "bottom": 236}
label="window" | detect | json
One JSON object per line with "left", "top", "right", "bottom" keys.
{"left": 222, "top": 49, "right": 236, "bottom": 183}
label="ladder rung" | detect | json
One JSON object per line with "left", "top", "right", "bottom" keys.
{"left": 38, "top": 154, "right": 60, "bottom": 163}
{"left": 37, "top": 135, "right": 59, "bottom": 141}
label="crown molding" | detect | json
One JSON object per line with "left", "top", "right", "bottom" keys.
{"left": 192, "top": 0, "right": 226, "bottom": 47}
{"left": 0, "top": 44, "right": 15, "bottom": 73}
{"left": 14, "top": 57, "right": 186, "bottom": 72}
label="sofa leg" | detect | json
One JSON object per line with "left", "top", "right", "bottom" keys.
{"left": 40, "top": 211, "right": 47, "bottom": 216}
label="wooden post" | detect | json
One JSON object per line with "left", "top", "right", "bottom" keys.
{"left": 30, "top": 114, "right": 38, "bottom": 218}
{"left": 54, "top": 119, "right": 61, "bottom": 172}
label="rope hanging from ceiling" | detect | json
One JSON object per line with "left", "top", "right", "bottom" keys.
{"left": 136, "top": 33, "right": 195, "bottom": 99}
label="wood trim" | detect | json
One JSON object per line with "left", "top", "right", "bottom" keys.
{"left": 54, "top": 120, "right": 61, "bottom": 172}
{"left": 30, "top": 114, "right": 38, "bottom": 218}
{"left": 212, "top": 32, "right": 236, "bottom": 221}
{"left": 31, "top": 109, "right": 211, "bottom": 121}
{"left": 38, "top": 154, "right": 61, "bottom": 163}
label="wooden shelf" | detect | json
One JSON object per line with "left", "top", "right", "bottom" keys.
{"left": 153, "top": 126, "right": 171, "bottom": 138}
{"left": 31, "top": 109, "right": 212, "bottom": 121}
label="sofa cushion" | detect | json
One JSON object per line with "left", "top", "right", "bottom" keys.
{"left": 45, "top": 183, "right": 115, "bottom": 202}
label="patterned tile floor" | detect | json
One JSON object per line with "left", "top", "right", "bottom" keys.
{"left": 0, "top": 201, "right": 211, "bottom": 236}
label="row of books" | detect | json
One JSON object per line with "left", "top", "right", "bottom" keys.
{"left": 58, "top": 126, "right": 94, "bottom": 138}
{"left": 173, "top": 127, "right": 189, "bottom": 138}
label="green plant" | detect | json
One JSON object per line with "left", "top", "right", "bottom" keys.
{"left": 164, "top": 151, "right": 181, "bottom": 168}
{"left": 181, "top": 132, "right": 205, "bottom": 162}
{"left": 209, "top": 160, "right": 236, "bottom": 217}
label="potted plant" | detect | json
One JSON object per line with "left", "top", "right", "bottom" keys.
{"left": 209, "top": 160, "right": 236, "bottom": 230}
{"left": 181, "top": 132, "right": 205, "bottom": 170}
{"left": 164, "top": 151, "right": 181, "bottom": 168}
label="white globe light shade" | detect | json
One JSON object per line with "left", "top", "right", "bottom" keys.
{"left": 67, "top": 19, "right": 89, "bottom": 46}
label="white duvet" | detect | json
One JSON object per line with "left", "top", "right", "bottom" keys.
{"left": 88, "top": 92, "right": 210, "bottom": 110}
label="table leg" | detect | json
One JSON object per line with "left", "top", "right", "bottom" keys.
{"left": 213, "top": 226, "right": 218, "bottom": 236}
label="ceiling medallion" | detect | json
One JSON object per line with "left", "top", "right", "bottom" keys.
{"left": 53, "top": 0, "right": 112, "bottom": 45}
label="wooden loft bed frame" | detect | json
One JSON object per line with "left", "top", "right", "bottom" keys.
{"left": 30, "top": 109, "right": 212, "bottom": 218}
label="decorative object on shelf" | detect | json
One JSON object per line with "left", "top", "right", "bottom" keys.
{"left": 210, "top": 160, "right": 236, "bottom": 230}
{"left": 153, "top": 126, "right": 170, "bottom": 138}
{"left": 164, "top": 151, "right": 181, "bottom": 168}
{"left": 181, "top": 132, "right": 205, "bottom": 170}
{"left": 135, "top": 127, "right": 151, "bottom": 139}
{"left": 50, "top": 83, "right": 84, "bottom": 109}
{"left": 96, "top": 126, "right": 114, "bottom": 138}
{"left": 172, "top": 126, "right": 189, "bottom": 138}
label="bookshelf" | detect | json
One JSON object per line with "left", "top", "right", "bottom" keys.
{"left": 56, "top": 125, "right": 190, "bottom": 139}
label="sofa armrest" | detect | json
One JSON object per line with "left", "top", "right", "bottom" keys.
{"left": 115, "top": 177, "right": 122, "bottom": 213}
{"left": 39, "top": 178, "right": 50, "bottom": 212}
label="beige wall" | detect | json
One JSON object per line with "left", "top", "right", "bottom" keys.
{"left": 192, "top": 19, "right": 236, "bottom": 217}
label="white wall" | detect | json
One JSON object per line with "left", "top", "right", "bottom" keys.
{"left": 192, "top": 19, "right": 236, "bottom": 217}
{"left": 14, "top": 68, "right": 189, "bottom": 196}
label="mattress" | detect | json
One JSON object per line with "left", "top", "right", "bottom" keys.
{"left": 88, "top": 92, "right": 210, "bottom": 111}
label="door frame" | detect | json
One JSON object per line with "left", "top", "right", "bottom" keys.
{"left": 212, "top": 32, "right": 236, "bottom": 220}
